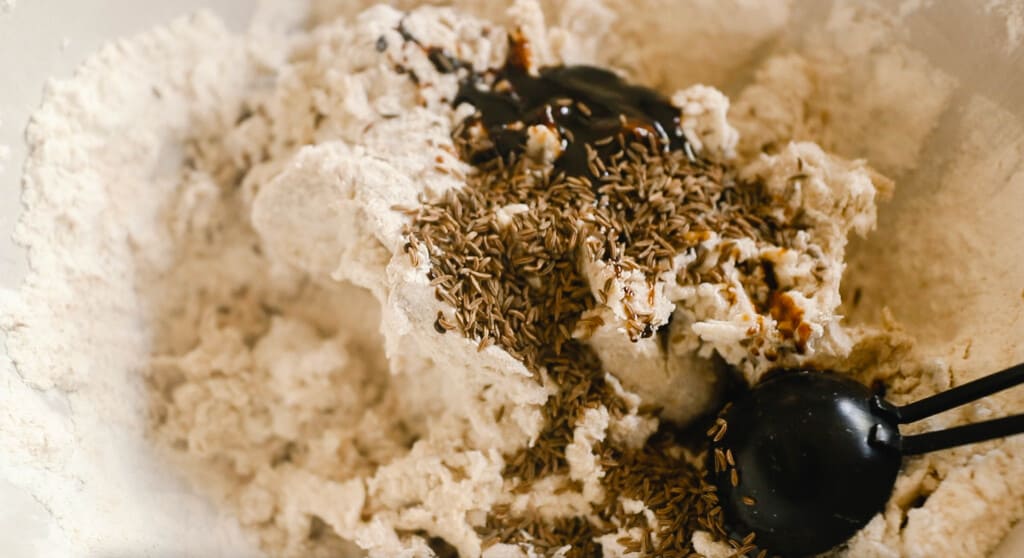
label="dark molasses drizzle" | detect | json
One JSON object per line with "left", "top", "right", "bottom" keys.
{"left": 394, "top": 23, "right": 692, "bottom": 177}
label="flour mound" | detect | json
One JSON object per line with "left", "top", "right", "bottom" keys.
{"left": 5, "top": 1, "right": 1024, "bottom": 558}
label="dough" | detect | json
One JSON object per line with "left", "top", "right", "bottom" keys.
{"left": 4, "top": 1, "right": 1022, "bottom": 558}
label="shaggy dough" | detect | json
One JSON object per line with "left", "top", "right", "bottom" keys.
{"left": 149, "top": 3, "right": 894, "bottom": 556}
{"left": 4, "top": 1, "right": 1022, "bottom": 558}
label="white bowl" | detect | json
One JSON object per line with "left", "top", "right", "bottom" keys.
{"left": 1, "top": 1, "right": 1023, "bottom": 557}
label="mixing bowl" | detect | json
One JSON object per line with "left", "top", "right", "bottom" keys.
{"left": 1, "top": 1, "right": 1022, "bottom": 556}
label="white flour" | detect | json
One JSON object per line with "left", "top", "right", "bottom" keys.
{"left": 0, "top": 12, "right": 265, "bottom": 555}
{"left": 987, "top": 0, "right": 1024, "bottom": 52}
{"left": 0, "top": 113, "right": 7, "bottom": 175}
{"left": 2, "top": 1, "right": 1023, "bottom": 557}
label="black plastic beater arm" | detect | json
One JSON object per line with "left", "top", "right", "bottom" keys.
{"left": 894, "top": 362, "right": 1024, "bottom": 424}
{"left": 900, "top": 413, "right": 1024, "bottom": 455}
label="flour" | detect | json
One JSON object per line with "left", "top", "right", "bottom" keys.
{"left": 0, "top": 11, "right": 263, "bottom": 556}
{"left": 0, "top": 113, "right": 7, "bottom": 175}
{"left": 2, "top": 1, "right": 1023, "bottom": 558}
{"left": 987, "top": 0, "right": 1024, "bottom": 52}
